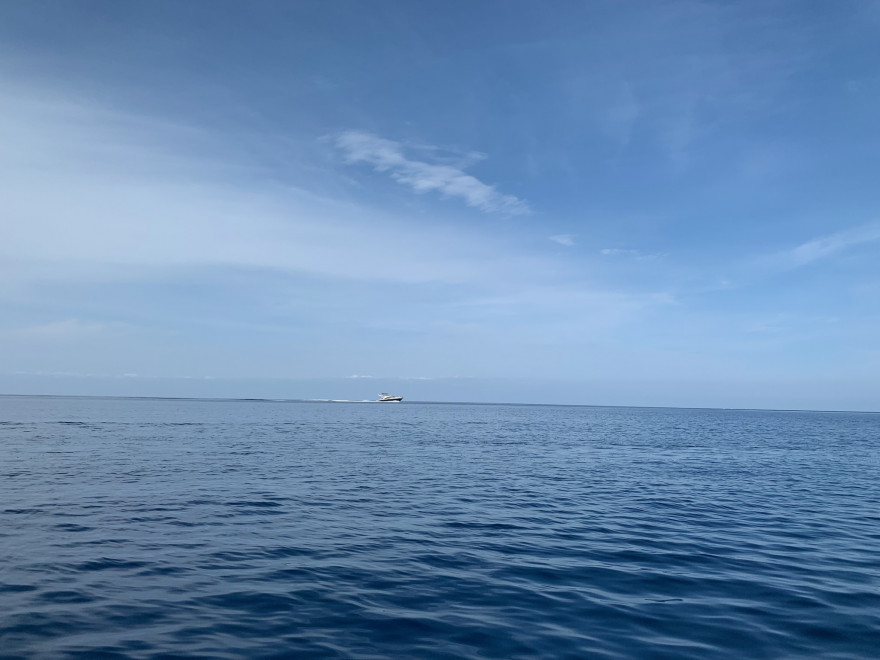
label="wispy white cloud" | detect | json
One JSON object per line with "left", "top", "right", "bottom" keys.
{"left": 550, "top": 234, "right": 575, "bottom": 246}
{"left": 761, "top": 223, "right": 880, "bottom": 271}
{"left": 335, "top": 131, "right": 529, "bottom": 214}
{"left": 0, "top": 77, "right": 694, "bottom": 384}
{"left": 0, "top": 82, "right": 551, "bottom": 290}
{"left": 586, "top": 2, "right": 814, "bottom": 167}
{"left": 458, "top": 286, "right": 676, "bottom": 338}
{"left": 601, "top": 248, "right": 665, "bottom": 260}
{"left": 0, "top": 319, "right": 135, "bottom": 341}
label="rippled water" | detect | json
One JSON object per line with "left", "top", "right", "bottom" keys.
{"left": 1, "top": 395, "right": 879, "bottom": 658}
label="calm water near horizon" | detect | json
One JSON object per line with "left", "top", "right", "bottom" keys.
{"left": 1, "top": 395, "right": 878, "bottom": 658}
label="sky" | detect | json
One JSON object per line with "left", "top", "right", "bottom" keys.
{"left": 1, "top": 0, "right": 879, "bottom": 410}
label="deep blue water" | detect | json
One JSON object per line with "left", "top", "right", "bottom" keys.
{"left": 1, "top": 395, "right": 878, "bottom": 659}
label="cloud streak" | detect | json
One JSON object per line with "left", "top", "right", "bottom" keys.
{"left": 0, "top": 83, "right": 548, "bottom": 290}
{"left": 0, "top": 319, "right": 135, "bottom": 341}
{"left": 335, "top": 131, "right": 529, "bottom": 214}
{"left": 762, "top": 223, "right": 880, "bottom": 271}
{"left": 601, "top": 248, "right": 665, "bottom": 260}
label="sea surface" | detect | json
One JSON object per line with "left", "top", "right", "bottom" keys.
{"left": 1, "top": 395, "right": 878, "bottom": 659}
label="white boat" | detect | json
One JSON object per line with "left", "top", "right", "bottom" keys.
{"left": 378, "top": 393, "right": 403, "bottom": 402}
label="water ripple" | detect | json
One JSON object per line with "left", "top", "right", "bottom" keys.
{"left": 1, "top": 397, "right": 878, "bottom": 658}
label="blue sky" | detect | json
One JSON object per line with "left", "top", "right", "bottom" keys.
{"left": 1, "top": 0, "right": 879, "bottom": 409}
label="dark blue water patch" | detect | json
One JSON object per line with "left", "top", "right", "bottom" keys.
{"left": 2, "top": 610, "right": 103, "bottom": 640}
{"left": 224, "top": 499, "right": 285, "bottom": 508}
{"left": 134, "top": 565, "right": 193, "bottom": 577}
{"left": 1, "top": 396, "right": 879, "bottom": 658}
{"left": 37, "top": 589, "right": 96, "bottom": 604}
{"left": 61, "top": 649, "right": 139, "bottom": 659}
{"left": 0, "top": 584, "right": 38, "bottom": 594}
{"left": 53, "top": 523, "right": 94, "bottom": 532}
{"left": 73, "top": 558, "right": 153, "bottom": 572}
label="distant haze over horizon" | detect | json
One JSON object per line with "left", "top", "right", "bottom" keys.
{"left": 1, "top": 1, "right": 878, "bottom": 411}
{"left": 2, "top": 375, "right": 876, "bottom": 413}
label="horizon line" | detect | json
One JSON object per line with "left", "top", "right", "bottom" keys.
{"left": 1, "top": 392, "right": 876, "bottom": 416}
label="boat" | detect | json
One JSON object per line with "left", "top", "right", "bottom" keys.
{"left": 378, "top": 393, "right": 403, "bottom": 402}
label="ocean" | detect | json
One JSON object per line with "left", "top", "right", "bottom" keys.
{"left": 1, "top": 395, "right": 878, "bottom": 659}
